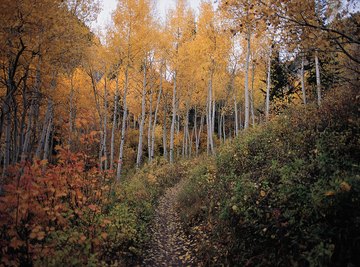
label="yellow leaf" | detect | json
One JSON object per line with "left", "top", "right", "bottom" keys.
{"left": 101, "top": 232, "right": 108, "bottom": 239}
{"left": 40, "top": 159, "right": 48, "bottom": 166}
{"left": 260, "top": 190, "right": 266, "bottom": 197}
{"left": 325, "top": 190, "right": 335, "bottom": 196}
{"left": 147, "top": 174, "right": 157, "bottom": 183}
{"left": 340, "top": 181, "right": 351, "bottom": 192}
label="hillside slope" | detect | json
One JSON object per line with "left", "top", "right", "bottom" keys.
{"left": 177, "top": 87, "right": 360, "bottom": 266}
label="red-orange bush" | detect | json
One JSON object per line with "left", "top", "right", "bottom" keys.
{"left": 0, "top": 147, "right": 114, "bottom": 266}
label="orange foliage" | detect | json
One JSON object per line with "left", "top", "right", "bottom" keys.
{"left": 0, "top": 148, "right": 113, "bottom": 266}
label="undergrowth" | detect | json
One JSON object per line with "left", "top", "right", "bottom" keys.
{"left": 0, "top": 152, "right": 190, "bottom": 266}
{"left": 177, "top": 87, "right": 360, "bottom": 266}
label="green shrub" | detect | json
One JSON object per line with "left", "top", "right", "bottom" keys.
{"left": 177, "top": 87, "right": 360, "bottom": 266}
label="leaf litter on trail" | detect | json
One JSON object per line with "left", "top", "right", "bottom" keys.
{"left": 143, "top": 181, "right": 198, "bottom": 266}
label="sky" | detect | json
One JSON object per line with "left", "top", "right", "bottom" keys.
{"left": 92, "top": 0, "right": 203, "bottom": 31}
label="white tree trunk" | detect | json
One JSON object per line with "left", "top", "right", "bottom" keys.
{"left": 244, "top": 29, "right": 251, "bottom": 129}
{"left": 265, "top": 45, "right": 272, "bottom": 121}
{"left": 207, "top": 71, "right": 214, "bottom": 154}
{"left": 315, "top": 50, "right": 321, "bottom": 106}
{"left": 116, "top": 65, "right": 129, "bottom": 181}
{"left": 147, "top": 76, "right": 153, "bottom": 163}
{"left": 36, "top": 75, "right": 57, "bottom": 160}
{"left": 163, "top": 99, "right": 168, "bottom": 160}
{"left": 169, "top": 71, "right": 177, "bottom": 163}
{"left": 151, "top": 66, "right": 163, "bottom": 161}
{"left": 110, "top": 75, "right": 119, "bottom": 170}
{"left": 222, "top": 113, "right": 226, "bottom": 142}
{"left": 136, "top": 62, "right": 147, "bottom": 168}
{"left": 250, "top": 60, "right": 255, "bottom": 126}
{"left": 102, "top": 77, "right": 108, "bottom": 170}
{"left": 301, "top": 55, "right": 307, "bottom": 105}
{"left": 234, "top": 94, "right": 238, "bottom": 136}
{"left": 43, "top": 112, "right": 53, "bottom": 161}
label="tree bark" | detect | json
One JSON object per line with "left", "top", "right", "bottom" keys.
{"left": 116, "top": 64, "right": 129, "bottom": 181}
{"left": 301, "top": 55, "right": 307, "bottom": 105}
{"left": 151, "top": 65, "right": 163, "bottom": 161}
{"left": 244, "top": 29, "right": 251, "bottom": 129}
{"left": 163, "top": 100, "right": 168, "bottom": 160}
{"left": 110, "top": 75, "right": 119, "bottom": 170}
{"left": 207, "top": 70, "right": 215, "bottom": 154}
{"left": 147, "top": 75, "right": 153, "bottom": 163}
{"left": 265, "top": 45, "right": 272, "bottom": 121}
{"left": 315, "top": 50, "right": 321, "bottom": 106}
{"left": 102, "top": 76, "right": 108, "bottom": 170}
{"left": 169, "top": 71, "right": 177, "bottom": 163}
{"left": 250, "top": 59, "right": 256, "bottom": 126}
{"left": 231, "top": 70, "right": 239, "bottom": 136}
{"left": 136, "top": 62, "right": 147, "bottom": 168}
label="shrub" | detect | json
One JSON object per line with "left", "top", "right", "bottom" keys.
{"left": 177, "top": 87, "right": 360, "bottom": 266}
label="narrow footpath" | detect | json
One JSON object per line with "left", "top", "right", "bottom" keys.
{"left": 143, "top": 181, "right": 197, "bottom": 266}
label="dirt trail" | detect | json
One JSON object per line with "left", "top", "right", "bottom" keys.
{"left": 143, "top": 181, "right": 197, "bottom": 266}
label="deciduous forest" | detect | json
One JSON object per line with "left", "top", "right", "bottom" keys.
{"left": 0, "top": 0, "right": 359, "bottom": 266}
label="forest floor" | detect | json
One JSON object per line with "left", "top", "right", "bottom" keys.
{"left": 142, "top": 180, "right": 197, "bottom": 266}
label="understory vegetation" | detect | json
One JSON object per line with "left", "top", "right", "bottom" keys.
{"left": 0, "top": 155, "right": 191, "bottom": 266}
{"left": 0, "top": 88, "right": 358, "bottom": 266}
{"left": 177, "top": 87, "right": 360, "bottom": 266}
{"left": 1, "top": 0, "right": 359, "bottom": 266}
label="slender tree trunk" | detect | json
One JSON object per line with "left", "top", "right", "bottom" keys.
{"left": 199, "top": 115, "right": 204, "bottom": 152}
{"left": 12, "top": 101, "right": 18, "bottom": 164}
{"left": 35, "top": 101, "right": 52, "bottom": 159}
{"left": 239, "top": 107, "right": 242, "bottom": 131}
{"left": 17, "top": 73, "right": 28, "bottom": 161}
{"left": 222, "top": 113, "right": 226, "bottom": 142}
{"left": 116, "top": 64, "right": 129, "bottom": 180}
{"left": 207, "top": 70, "right": 214, "bottom": 154}
{"left": 136, "top": 62, "right": 147, "bottom": 168}
{"left": 184, "top": 107, "right": 189, "bottom": 158}
{"left": 182, "top": 123, "right": 185, "bottom": 158}
{"left": 194, "top": 107, "right": 198, "bottom": 155}
{"left": 265, "top": 45, "right": 272, "bottom": 121}
{"left": 244, "top": 29, "right": 251, "bottom": 129}
{"left": 147, "top": 76, "right": 153, "bottom": 163}
{"left": 234, "top": 94, "right": 239, "bottom": 136}
{"left": 102, "top": 77, "right": 108, "bottom": 170}
{"left": 206, "top": 95, "right": 210, "bottom": 155}
{"left": 218, "top": 106, "right": 222, "bottom": 141}
{"left": 169, "top": 71, "right": 177, "bottom": 163}
{"left": 163, "top": 100, "right": 168, "bottom": 160}
{"left": 301, "top": 55, "right": 307, "bottom": 105}
{"left": 21, "top": 97, "right": 36, "bottom": 162}
{"left": 110, "top": 76, "right": 119, "bottom": 170}
{"left": 315, "top": 50, "right": 321, "bottom": 106}
{"left": 35, "top": 74, "right": 57, "bottom": 159}
{"left": 151, "top": 66, "right": 163, "bottom": 160}
{"left": 250, "top": 59, "right": 255, "bottom": 126}
{"left": 4, "top": 105, "right": 11, "bottom": 170}
{"left": 176, "top": 114, "right": 180, "bottom": 158}
{"left": 69, "top": 74, "right": 75, "bottom": 150}
{"left": 189, "top": 126, "right": 194, "bottom": 157}
{"left": 212, "top": 100, "right": 215, "bottom": 135}
{"left": 43, "top": 112, "right": 53, "bottom": 161}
